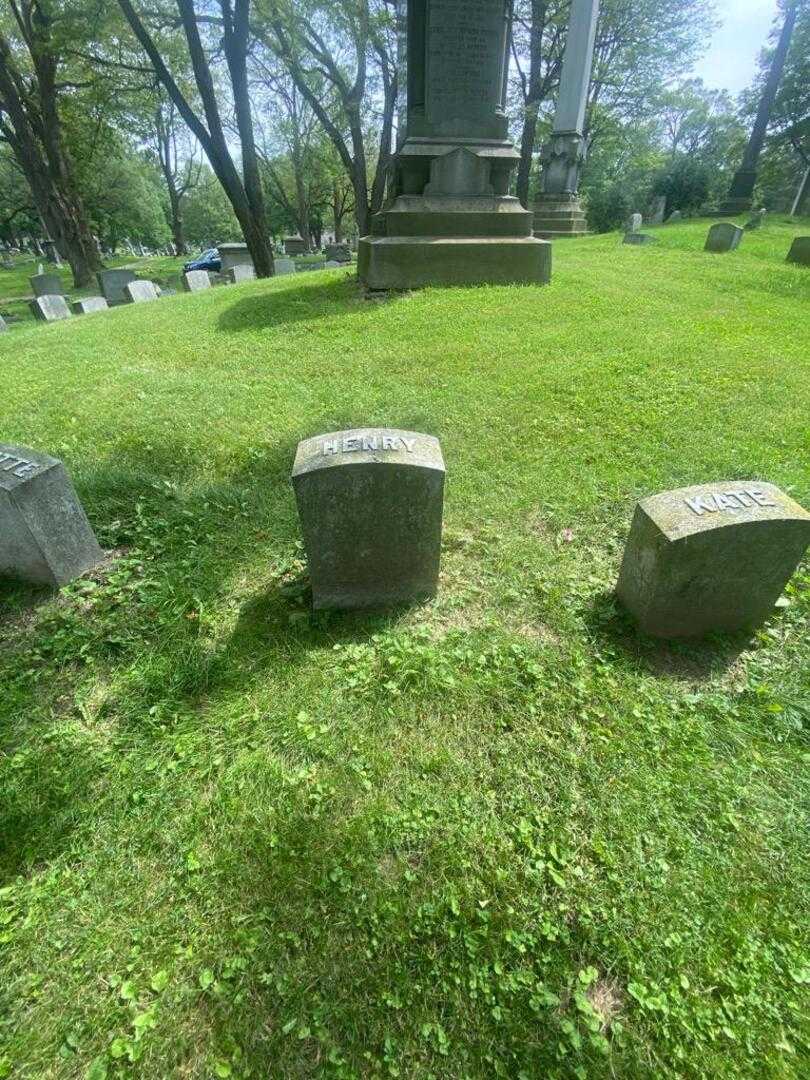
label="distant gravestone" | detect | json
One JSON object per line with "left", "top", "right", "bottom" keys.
{"left": 123, "top": 280, "right": 159, "bottom": 304}
{"left": 217, "top": 243, "right": 254, "bottom": 275}
{"left": 665, "top": 210, "right": 682, "bottom": 223}
{"left": 617, "top": 482, "right": 810, "bottom": 638}
{"left": 626, "top": 213, "right": 643, "bottom": 233}
{"left": 744, "top": 209, "right": 767, "bottom": 230}
{"left": 292, "top": 428, "right": 445, "bottom": 610}
{"left": 786, "top": 236, "right": 810, "bottom": 267}
{"left": 623, "top": 233, "right": 657, "bottom": 246}
{"left": 30, "top": 272, "right": 64, "bottom": 297}
{"left": 97, "top": 269, "right": 137, "bottom": 305}
{"left": 0, "top": 444, "right": 103, "bottom": 586}
{"left": 705, "top": 222, "right": 743, "bottom": 253}
{"left": 30, "top": 294, "right": 71, "bottom": 322}
{"left": 228, "top": 265, "right": 255, "bottom": 284}
{"left": 324, "top": 243, "right": 351, "bottom": 263}
{"left": 71, "top": 296, "right": 108, "bottom": 315}
{"left": 181, "top": 269, "right": 211, "bottom": 292}
{"left": 0, "top": 315, "right": 7, "bottom": 332}
{"left": 648, "top": 196, "right": 666, "bottom": 224}
{"left": 274, "top": 259, "right": 295, "bottom": 276}
{"left": 325, "top": 261, "right": 342, "bottom": 269}
{"left": 284, "top": 236, "right": 307, "bottom": 256}
{"left": 42, "top": 238, "right": 59, "bottom": 265}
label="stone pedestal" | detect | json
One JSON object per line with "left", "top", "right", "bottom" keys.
{"left": 533, "top": 192, "right": 588, "bottom": 239}
{"left": 360, "top": 1, "right": 549, "bottom": 289}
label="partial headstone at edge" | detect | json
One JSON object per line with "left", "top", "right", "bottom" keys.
{"left": 786, "top": 236, "right": 810, "bottom": 267}
{"left": 616, "top": 481, "right": 810, "bottom": 638}
{"left": 292, "top": 428, "right": 445, "bottom": 610}
{"left": 0, "top": 443, "right": 103, "bottom": 586}
{"left": 705, "top": 222, "right": 743, "bottom": 253}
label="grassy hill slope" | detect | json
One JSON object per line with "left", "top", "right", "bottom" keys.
{"left": 1, "top": 218, "right": 808, "bottom": 1079}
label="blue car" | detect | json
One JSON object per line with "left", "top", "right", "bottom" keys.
{"left": 183, "top": 248, "right": 221, "bottom": 273}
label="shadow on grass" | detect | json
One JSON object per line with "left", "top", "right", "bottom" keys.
{"left": 584, "top": 589, "right": 753, "bottom": 681}
{"left": 216, "top": 274, "right": 401, "bottom": 334}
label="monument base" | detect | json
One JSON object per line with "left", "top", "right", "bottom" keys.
{"left": 532, "top": 194, "right": 588, "bottom": 239}
{"left": 358, "top": 236, "right": 551, "bottom": 291}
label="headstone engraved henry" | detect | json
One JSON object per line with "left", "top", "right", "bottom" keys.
{"left": 359, "top": 0, "right": 549, "bottom": 289}
{"left": 181, "top": 269, "right": 211, "bottom": 292}
{"left": 705, "top": 222, "right": 743, "bottom": 253}
{"left": 123, "top": 280, "right": 159, "bottom": 303}
{"left": 0, "top": 444, "right": 103, "bottom": 586}
{"left": 786, "top": 236, "right": 810, "bottom": 266}
{"left": 292, "top": 429, "right": 445, "bottom": 609}
{"left": 616, "top": 482, "right": 810, "bottom": 637}
{"left": 31, "top": 294, "right": 71, "bottom": 321}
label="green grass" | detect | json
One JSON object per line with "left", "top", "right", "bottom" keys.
{"left": 0, "top": 253, "right": 189, "bottom": 323}
{"left": 1, "top": 217, "right": 809, "bottom": 1079}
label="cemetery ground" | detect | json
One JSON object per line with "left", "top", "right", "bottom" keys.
{"left": 0, "top": 217, "right": 808, "bottom": 1079}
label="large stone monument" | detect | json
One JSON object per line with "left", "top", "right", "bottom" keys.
{"left": 217, "top": 243, "right": 254, "bottom": 275}
{"left": 292, "top": 428, "right": 445, "bottom": 609}
{"left": 0, "top": 444, "right": 103, "bottom": 587}
{"left": 359, "top": 1, "right": 550, "bottom": 289}
{"left": 719, "top": 3, "right": 798, "bottom": 216}
{"left": 533, "top": 0, "right": 600, "bottom": 239}
{"left": 617, "top": 482, "right": 810, "bottom": 638}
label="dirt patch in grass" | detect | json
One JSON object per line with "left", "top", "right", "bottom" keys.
{"left": 586, "top": 976, "right": 624, "bottom": 1031}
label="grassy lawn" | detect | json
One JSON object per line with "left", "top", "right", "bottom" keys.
{"left": 1, "top": 217, "right": 808, "bottom": 1079}
{"left": 0, "top": 254, "right": 189, "bottom": 324}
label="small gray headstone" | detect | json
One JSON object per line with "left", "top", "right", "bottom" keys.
{"left": 31, "top": 294, "right": 71, "bottom": 321}
{"left": 617, "top": 482, "right": 810, "bottom": 638}
{"left": 0, "top": 444, "right": 103, "bottom": 586}
{"left": 123, "top": 280, "right": 159, "bottom": 303}
{"left": 274, "top": 259, "right": 296, "bottom": 276}
{"left": 97, "top": 269, "right": 137, "bottom": 305}
{"left": 228, "top": 265, "right": 255, "bottom": 284}
{"left": 30, "top": 272, "right": 64, "bottom": 297}
{"left": 0, "top": 315, "right": 7, "bottom": 332}
{"left": 626, "top": 213, "right": 643, "bottom": 233}
{"left": 324, "top": 243, "right": 352, "bottom": 263}
{"left": 623, "top": 233, "right": 656, "bottom": 246}
{"left": 71, "top": 296, "right": 108, "bottom": 315}
{"left": 181, "top": 269, "right": 211, "bottom": 292}
{"left": 665, "top": 210, "right": 682, "bottom": 223}
{"left": 705, "top": 222, "right": 743, "bottom": 253}
{"left": 292, "top": 428, "right": 445, "bottom": 610}
{"left": 786, "top": 236, "right": 810, "bottom": 267}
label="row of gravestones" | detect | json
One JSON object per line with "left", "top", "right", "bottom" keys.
{"left": 624, "top": 217, "right": 810, "bottom": 263}
{"left": 283, "top": 239, "right": 353, "bottom": 262}
{"left": 2, "top": 431, "right": 809, "bottom": 641}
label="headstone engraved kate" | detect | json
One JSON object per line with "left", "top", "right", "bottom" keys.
{"left": 292, "top": 429, "right": 445, "bottom": 609}
{"left": 0, "top": 444, "right": 103, "bottom": 586}
{"left": 617, "top": 482, "right": 810, "bottom": 637}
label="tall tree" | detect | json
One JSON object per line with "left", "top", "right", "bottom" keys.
{"left": 146, "top": 95, "right": 202, "bottom": 255}
{"left": 0, "top": 0, "right": 102, "bottom": 286}
{"left": 258, "top": 0, "right": 398, "bottom": 237}
{"left": 116, "top": 0, "right": 274, "bottom": 275}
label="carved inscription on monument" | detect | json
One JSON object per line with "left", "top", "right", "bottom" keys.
{"left": 322, "top": 435, "right": 416, "bottom": 456}
{"left": 684, "top": 488, "right": 776, "bottom": 516}
{"left": 426, "top": 0, "right": 505, "bottom": 127}
{"left": 0, "top": 451, "right": 40, "bottom": 482}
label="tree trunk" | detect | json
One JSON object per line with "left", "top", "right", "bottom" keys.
{"left": 516, "top": 1, "right": 549, "bottom": 209}
{"left": 791, "top": 165, "right": 810, "bottom": 216}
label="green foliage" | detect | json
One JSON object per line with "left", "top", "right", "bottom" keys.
{"left": 0, "top": 221, "right": 808, "bottom": 1076}
{"left": 584, "top": 183, "right": 633, "bottom": 232}
{"left": 651, "top": 154, "right": 713, "bottom": 215}
{"left": 182, "top": 169, "right": 242, "bottom": 248}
